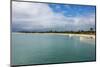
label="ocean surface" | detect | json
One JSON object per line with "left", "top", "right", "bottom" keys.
{"left": 11, "top": 33, "right": 96, "bottom": 65}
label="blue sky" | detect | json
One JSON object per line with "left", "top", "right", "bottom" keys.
{"left": 49, "top": 4, "right": 95, "bottom": 17}
{"left": 12, "top": 2, "right": 96, "bottom": 32}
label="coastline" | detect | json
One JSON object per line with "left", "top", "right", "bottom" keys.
{"left": 12, "top": 32, "right": 95, "bottom": 39}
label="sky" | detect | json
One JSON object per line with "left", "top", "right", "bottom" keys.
{"left": 12, "top": 1, "right": 96, "bottom": 32}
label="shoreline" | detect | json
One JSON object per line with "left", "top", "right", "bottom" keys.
{"left": 12, "top": 32, "right": 95, "bottom": 39}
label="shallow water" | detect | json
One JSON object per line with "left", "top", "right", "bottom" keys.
{"left": 11, "top": 33, "right": 96, "bottom": 65}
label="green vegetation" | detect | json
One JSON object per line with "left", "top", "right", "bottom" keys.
{"left": 17, "top": 27, "right": 95, "bottom": 35}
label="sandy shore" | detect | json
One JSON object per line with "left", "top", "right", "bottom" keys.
{"left": 60, "top": 34, "right": 95, "bottom": 39}
{"left": 12, "top": 32, "right": 95, "bottom": 39}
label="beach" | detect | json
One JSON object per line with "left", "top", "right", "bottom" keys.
{"left": 12, "top": 32, "right": 95, "bottom": 40}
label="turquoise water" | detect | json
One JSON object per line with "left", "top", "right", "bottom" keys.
{"left": 11, "top": 33, "right": 96, "bottom": 65}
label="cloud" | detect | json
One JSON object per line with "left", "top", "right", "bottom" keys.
{"left": 12, "top": 2, "right": 95, "bottom": 32}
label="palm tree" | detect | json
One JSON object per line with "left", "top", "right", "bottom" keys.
{"left": 90, "top": 28, "right": 93, "bottom": 31}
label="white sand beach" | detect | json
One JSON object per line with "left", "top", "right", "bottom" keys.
{"left": 13, "top": 32, "right": 95, "bottom": 40}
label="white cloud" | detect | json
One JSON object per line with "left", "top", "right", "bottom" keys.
{"left": 12, "top": 1, "right": 95, "bottom": 31}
